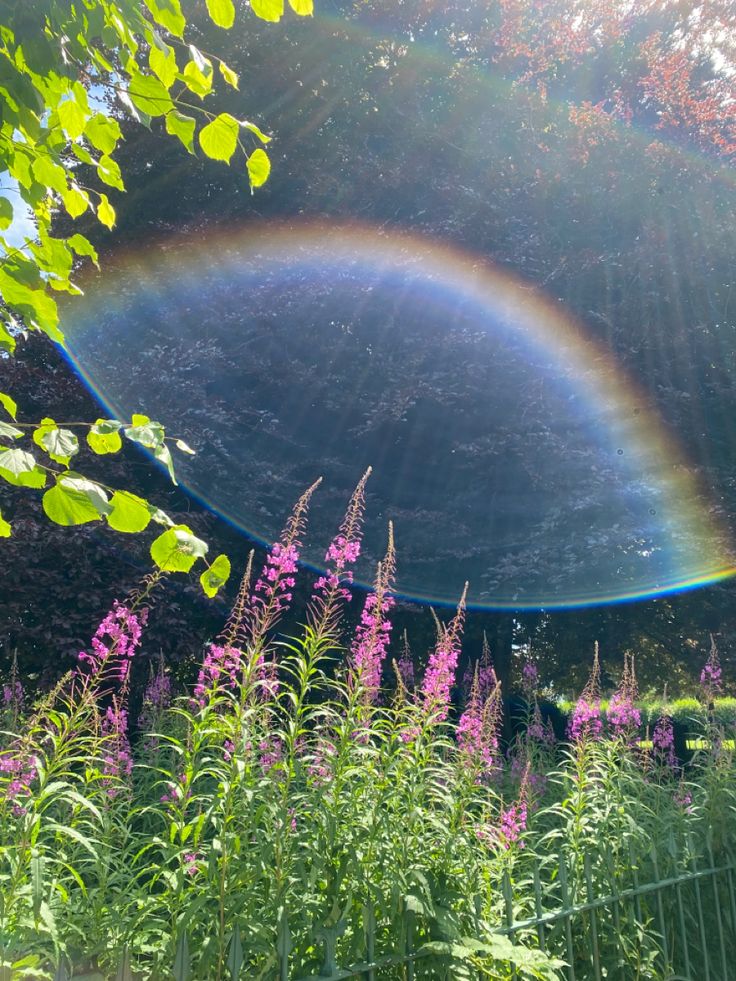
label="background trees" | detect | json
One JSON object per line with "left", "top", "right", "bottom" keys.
{"left": 3, "top": 0, "right": 736, "bottom": 693}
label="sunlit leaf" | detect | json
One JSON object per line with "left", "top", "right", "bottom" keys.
{"left": 251, "top": 0, "right": 283, "bottom": 22}
{"left": 206, "top": 0, "right": 236, "bottom": 29}
{"left": 97, "top": 194, "right": 116, "bottom": 229}
{"left": 166, "top": 111, "right": 197, "bottom": 154}
{"left": 107, "top": 490, "right": 152, "bottom": 533}
{"left": 151, "top": 524, "right": 208, "bottom": 573}
{"left": 247, "top": 148, "right": 271, "bottom": 188}
{"left": 199, "top": 113, "right": 239, "bottom": 163}
{"left": 200, "top": 553, "right": 231, "bottom": 597}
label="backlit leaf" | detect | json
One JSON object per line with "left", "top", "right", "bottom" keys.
{"left": 200, "top": 553, "right": 231, "bottom": 597}
{"left": 199, "top": 113, "right": 239, "bottom": 163}
{"left": 0, "top": 508, "right": 10, "bottom": 536}
{"left": 0, "top": 448, "right": 46, "bottom": 488}
{"left": 206, "top": 0, "right": 236, "bottom": 28}
{"left": 43, "top": 481, "right": 101, "bottom": 526}
{"left": 247, "top": 148, "right": 271, "bottom": 188}
{"left": 107, "top": 490, "right": 152, "bottom": 533}
{"left": 289, "top": 0, "right": 313, "bottom": 14}
{"left": 166, "top": 111, "right": 196, "bottom": 154}
{"left": 128, "top": 73, "right": 173, "bottom": 117}
{"left": 151, "top": 525, "right": 208, "bottom": 573}
{"left": 0, "top": 392, "right": 18, "bottom": 419}
{"left": 143, "top": 0, "right": 186, "bottom": 37}
{"left": 87, "top": 419, "right": 123, "bottom": 454}
{"left": 97, "top": 194, "right": 116, "bottom": 229}
{"left": 251, "top": 0, "right": 283, "bottom": 21}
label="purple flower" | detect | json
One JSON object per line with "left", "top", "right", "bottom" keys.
{"left": 456, "top": 666, "right": 502, "bottom": 776}
{"left": 77, "top": 601, "right": 147, "bottom": 688}
{"left": 138, "top": 659, "right": 171, "bottom": 734}
{"left": 419, "top": 585, "right": 468, "bottom": 723}
{"left": 395, "top": 631, "right": 415, "bottom": 690}
{"left": 652, "top": 714, "right": 677, "bottom": 771}
{"left": 521, "top": 659, "right": 539, "bottom": 698}
{"left": 310, "top": 470, "right": 370, "bottom": 633}
{"left": 350, "top": 525, "right": 396, "bottom": 702}
{"left": 100, "top": 700, "right": 133, "bottom": 797}
{"left": 700, "top": 635, "right": 723, "bottom": 701}
{"left": 567, "top": 642, "right": 603, "bottom": 742}
{"left": 607, "top": 653, "right": 641, "bottom": 741}
{"left": 183, "top": 851, "right": 199, "bottom": 876}
{"left": 246, "top": 480, "right": 321, "bottom": 647}
{"left": 193, "top": 643, "right": 244, "bottom": 707}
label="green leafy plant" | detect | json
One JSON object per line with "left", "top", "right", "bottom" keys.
{"left": 0, "top": 0, "right": 313, "bottom": 592}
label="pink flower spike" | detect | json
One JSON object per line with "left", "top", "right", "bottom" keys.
{"left": 350, "top": 523, "right": 396, "bottom": 702}
{"left": 419, "top": 584, "right": 468, "bottom": 723}
{"left": 246, "top": 479, "right": 321, "bottom": 648}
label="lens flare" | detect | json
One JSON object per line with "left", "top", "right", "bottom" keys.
{"left": 62, "top": 221, "right": 734, "bottom": 609}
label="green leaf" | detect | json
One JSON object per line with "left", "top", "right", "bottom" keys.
{"left": 144, "top": 0, "right": 186, "bottom": 37}
{"left": 125, "top": 416, "right": 164, "bottom": 448}
{"left": 251, "top": 0, "right": 284, "bottom": 21}
{"left": 87, "top": 419, "right": 123, "bottom": 454}
{"left": 43, "top": 482, "right": 102, "bottom": 525}
{"left": 68, "top": 234, "right": 99, "bottom": 266}
{"left": 128, "top": 73, "right": 173, "bottom": 117}
{"left": 206, "top": 0, "right": 236, "bottom": 28}
{"left": 150, "top": 525, "right": 208, "bottom": 573}
{"left": 289, "top": 0, "right": 313, "bottom": 13}
{"left": 97, "top": 194, "right": 116, "bottom": 229}
{"left": 241, "top": 120, "right": 271, "bottom": 143}
{"left": 33, "top": 419, "right": 79, "bottom": 466}
{"left": 58, "top": 97, "right": 87, "bottom": 139}
{"left": 0, "top": 392, "right": 17, "bottom": 419}
{"left": 0, "top": 197, "right": 13, "bottom": 230}
{"left": 0, "top": 448, "right": 46, "bottom": 488}
{"left": 97, "top": 154, "right": 125, "bottom": 191}
{"left": 219, "top": 60, "right": 239, "bottom": 89}
{"left": 166, "top": 111, "right": 197, "bottom": 154}
{"left": 62, "top": 183, "right": 90, "bottom": 218}
{"left": 0, "top": 420, "right": 22, "bottom": 439}
{"left": 106, "top": 490, "right": 152, "bottom": 533}
{"left": 175, "top": 438, "right": 195, "bottom": 455}
{"left": 154, "top": 441, "right": 177, "bottom": 483}
{"left": 226, "top": 924, "right": 243, "bottom": 978}
{"left": 247, "top": 148, "right": 271, "bottom": 188}
{"left": 32, "top": 155, "right": 68, "bottom": 195}
{"left": 58, "top": 473, "right": 111, "bottom": 515}
{"left": 182, "top": 56, "right": 213, "bottom": 98}
{"left": 85, "top": 113, "right": 122, "bottom": 155}
{"left": 0, "top": 508, "right": 10, "bottom": 537}
{"left": 199, "top": 113, "right": 239, "bottom": 163}
{"left": 150, "top": 43, "right": 178, "bottom": 88}
{"left": 200, "top": 553, "right": 231, "bottom": 597}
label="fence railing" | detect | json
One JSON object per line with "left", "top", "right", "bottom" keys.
{"left": 51, "top": 840, "right": 736, "bottom": 981}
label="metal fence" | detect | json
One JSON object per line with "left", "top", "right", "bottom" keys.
{"left": 52, "top": 840, "right": 736, "bottom": 981}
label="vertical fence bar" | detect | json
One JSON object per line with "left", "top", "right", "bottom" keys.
{"left": 689, "top": 840, "right": 712, "bottom": 981}
{"left": 706, "top": 844, "right": 729, "bottom": 980}
{"left": 558, "top": 853, "right": 576, "bottom": 981}
{"left": 583, "top": 853, "right": 602, "bottom": 981}
{"left": 649, "top": 848, "right": 671, "bottom": 976}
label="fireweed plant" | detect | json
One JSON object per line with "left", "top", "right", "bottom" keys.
{"left": 0, "top": 476, "right": 734, "bottom": 979}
